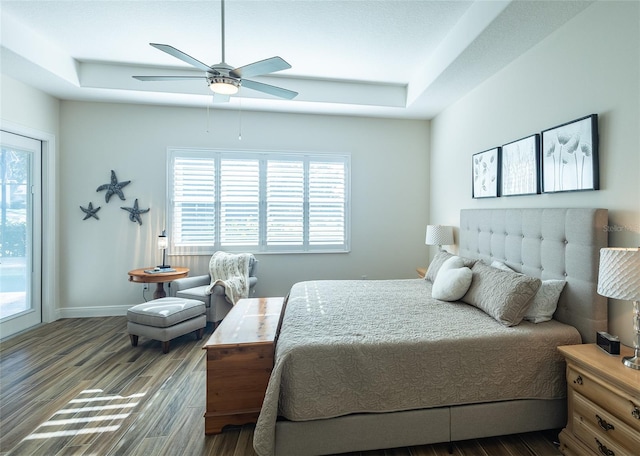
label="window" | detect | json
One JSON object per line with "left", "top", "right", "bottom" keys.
{"left": 168, "top": 149, "right": 350, "bottom": 254}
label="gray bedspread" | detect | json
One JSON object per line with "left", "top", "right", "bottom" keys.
{"left": 254, "top": 279, "right": 581, "bottom": 455}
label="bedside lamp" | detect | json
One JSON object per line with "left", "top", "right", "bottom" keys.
{"left": 157, "top": 229, "right": 170, "bottom": 269}
{"left": 597, "top": 247, "right": 640, "bottom": 370}
{"left": 425, "top": 225, "right": 454, "bottom": 251}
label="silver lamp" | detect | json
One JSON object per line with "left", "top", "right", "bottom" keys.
{"left": 157, "top": 229, "right": 170, "bottom": 269}
{"left": 425, "top": 225, "right": 454, "bottom": 251}
{"left": 597, "top": 247, "right": 640, "bottom": 370}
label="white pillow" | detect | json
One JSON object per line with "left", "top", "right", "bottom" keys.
{"left": 490, "top": 260, "right": 565, "bottom": 323}
{"left": 524, "top": 280, "right": 566, "bottom": 323}
{"left": 431, "top": 256, "right": 473, "bottom": 301}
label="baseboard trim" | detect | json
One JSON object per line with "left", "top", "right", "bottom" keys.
{"left": 57, "top": 305, "right": 130, "bottom": 319}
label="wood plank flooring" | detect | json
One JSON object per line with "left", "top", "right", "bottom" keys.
{"left": 1, "top": 317, "right": 563, "bottom": 456}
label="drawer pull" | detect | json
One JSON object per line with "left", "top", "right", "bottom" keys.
{"left": 596, "top": 414, "right": 614, "bottom": 432}
{"left": 632, "top": 403, "right": 640, "bottom": 420}
{"left": 573, "top": 375, "right": 583, "bottom": 385}
{"left": 595, "top": 438, "right": 615, "bottom": 456}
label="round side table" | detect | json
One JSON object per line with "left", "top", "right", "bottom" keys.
{"left": 128, "top": 267, "right": 189, "bottom": 300}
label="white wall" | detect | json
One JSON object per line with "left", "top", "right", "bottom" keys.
{"left": 1, "top": 74, "right": 60, "bottom": 133}
{"left": 59, "top": 102, "right": 430, "bottom": 316}
{"left": 430, "top": 1, "right": 640, "bottom": 345}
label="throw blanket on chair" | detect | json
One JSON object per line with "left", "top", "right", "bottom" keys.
{"left": 206, "top": 251, "right": 253, "bottom": 305}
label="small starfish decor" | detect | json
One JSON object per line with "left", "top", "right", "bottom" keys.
{"left": 96, "top": 170, "right": 131, "bottom": 203}
{"left": 121, "top": 198, "right": 150, "bottom": 226}
{"left": 80, "top": 202, "right": 101, "bottom": 220}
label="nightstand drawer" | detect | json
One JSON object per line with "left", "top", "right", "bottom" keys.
{"left": 572, "top": 391, "right": 640, "bottom": 453}
{"left": 567, "top": 365, "right": 640, "bottom": 432}
{"left": 574, "top": 416, "right": 626, "bottom": 456}
{"left": 559, "top": 429, "right": 593, "bottom": 456}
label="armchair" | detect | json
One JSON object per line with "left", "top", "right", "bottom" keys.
{"left": 171, "top": 257, "right": 258, "bottom": 326}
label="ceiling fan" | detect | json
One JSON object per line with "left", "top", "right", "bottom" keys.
{"left": 132, "top": 0, "right": 297, "bottom": 101}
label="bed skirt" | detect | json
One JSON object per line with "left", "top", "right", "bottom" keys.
{"left": 273, "top": 398, "right": 566, "bottom": 455}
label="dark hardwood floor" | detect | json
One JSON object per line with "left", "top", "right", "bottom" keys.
{"left": 0, "top": 317, "right": 563, "bottom": 455}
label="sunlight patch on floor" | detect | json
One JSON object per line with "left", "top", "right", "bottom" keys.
{"left": 40, "top": 414, "right": 131, "bottom": 426}
{"left": 24, "top": 388, "right": 146, "bottom": 440}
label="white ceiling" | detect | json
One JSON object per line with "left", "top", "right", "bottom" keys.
{"left": 1, "top": 0, "right": 593, "bottom": 119}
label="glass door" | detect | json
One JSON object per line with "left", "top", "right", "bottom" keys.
{"left": 0, "top": 131, "right": 42, "bottom": 339}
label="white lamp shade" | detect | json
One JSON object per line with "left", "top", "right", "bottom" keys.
{"left": 425, "top": 225, "right": 454, "bottom": 246}
{"left": 157, "top": 230, "right": 168, "bottom": 250}
{"left": 597, "top": 247, "right": 640, "bottom": 300}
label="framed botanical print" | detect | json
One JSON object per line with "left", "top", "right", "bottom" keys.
{"left": 501, "top": 134, "right": 540, "bottom": 196}
{"left": 472, "top": 147, "right": 500, "bottom": 198}
{"left": 541, "top": 114, "right": 599, "bottom": 193}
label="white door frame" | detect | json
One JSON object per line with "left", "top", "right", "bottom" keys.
{"left": 1, "top": 120, "right": 57, "bottom": 327}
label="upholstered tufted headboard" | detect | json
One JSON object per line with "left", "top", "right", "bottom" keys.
{"left": 459, "top": 208, "right": 608, "bottom": 343}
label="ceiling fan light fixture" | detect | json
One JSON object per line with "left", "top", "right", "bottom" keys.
{"left": 208, "top": 76, "right": 240, "bottom": 95}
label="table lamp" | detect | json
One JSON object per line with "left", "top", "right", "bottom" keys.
{"left": 425, "top": 225, "right": 454, "bottom": 251}
{"left": 157, "top": 229, "right": 170, "bottom": 269}
{"left": 597, "top": 247, "right": 640, "bottom": 370}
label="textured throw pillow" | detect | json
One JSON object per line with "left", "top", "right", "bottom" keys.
{"left": 462, "top": 261, "right": 541, "bottom": 326}
{"left": 425, "top": 251, "right": 476, "bottom": 282}
{"left": 431, "top": 256, "right": 473, "bottom": 301}
{"left": 490, "top": 261, "right": 566, "bottom": 324}
{"left": 490, "top": 260, "right": 515, "bottom": 272}
{"left": 524, "top": 280, "right": 566, "bottom": 323}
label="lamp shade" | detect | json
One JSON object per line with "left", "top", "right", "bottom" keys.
{"left": 425, "top": 225, "right": 454, "bottom": 246}
{"left": 157, "top": 230, "right": 168, "bottom": 250}
{"left": 597, "top": 247, "right": 640, "bottom": 300}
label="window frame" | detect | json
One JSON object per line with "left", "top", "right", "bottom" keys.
{"left": 167, "top": 148, "right": 351, "bottom": 255}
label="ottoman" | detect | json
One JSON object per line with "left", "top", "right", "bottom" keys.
{"left": 127, "top": 297, "right": 207, "bottom": 354}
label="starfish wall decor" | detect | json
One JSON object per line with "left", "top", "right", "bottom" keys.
{"left": 80, "top": 202, "right": 101, "bottom": 220}
{"left": 121, "top": 198, "right": 150, "bottom": 225}
{"left": 96, "top": 170, "right": 131, "bottom": 203}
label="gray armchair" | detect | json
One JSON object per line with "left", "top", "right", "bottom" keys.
{"left": 171, "top": 257, "right": 258, "bottom": 326}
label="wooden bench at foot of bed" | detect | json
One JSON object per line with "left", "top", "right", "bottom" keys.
{"left": 203, "top": 296, "right": 285, "bottom": 435}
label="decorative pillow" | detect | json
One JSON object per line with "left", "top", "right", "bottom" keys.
{"left": 431, "top": 256, "right": 473, "bottom": 301}
{"left": 490, "top": 260, "right": 515, "bottom": 272}
{"left": 524, "top": 280, "right": 566, "bottom": 323}
{"left": 425, "top": 251, "right": 476, "bottom": 282}
{"left": 490, "top": 261, "right": 566, "bottom": 324}
{"left": 462, "top": 261, "right": 541, "bottom": 326}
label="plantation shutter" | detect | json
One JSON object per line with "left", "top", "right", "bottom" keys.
{"left": 171, "top": 156, "right": 216, "bottom": 254}
{"left": 168, "top": 149, "right": 349, "bottom": 254}
{"left": 220, "top": 158, "right": 259, "bottom": 246}
{"left": 309, "top": 161, "right": 346, "bottom": 245}
{"left": 266, "top": 160, "right": 304, "bottom": 246}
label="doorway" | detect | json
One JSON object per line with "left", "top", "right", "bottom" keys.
{"left": 0, "top": 130, "right": 43, "bottom": 338}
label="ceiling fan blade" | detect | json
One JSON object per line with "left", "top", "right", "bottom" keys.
{"left": 242, "top": 79, "right": 298, "bottom": 100}
{"left": 230, "top": 56, "right": 291, "bottom": 79}
{"left": 150, "top": 43, "right": 213, "bottom": 73}
{"left": 133, "top": 75, "right": 205, "bottom": 81}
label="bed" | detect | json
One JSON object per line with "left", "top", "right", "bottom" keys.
{"left": 253, "top": 208, "right": 608, "bottom": 456}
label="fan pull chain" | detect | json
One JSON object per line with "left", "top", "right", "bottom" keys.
{"left": 238, "top": 98, "right": 243, "bottom": 141}
{"left": 206, "top": 95, "right": 214, "bottom": 133}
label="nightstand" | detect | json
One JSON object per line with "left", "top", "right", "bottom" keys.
{"left": 558, "top": 344, "right": 640, "bottom": 456}
{"left": 417, "top": 267, "right": 426, "bottom": 278}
